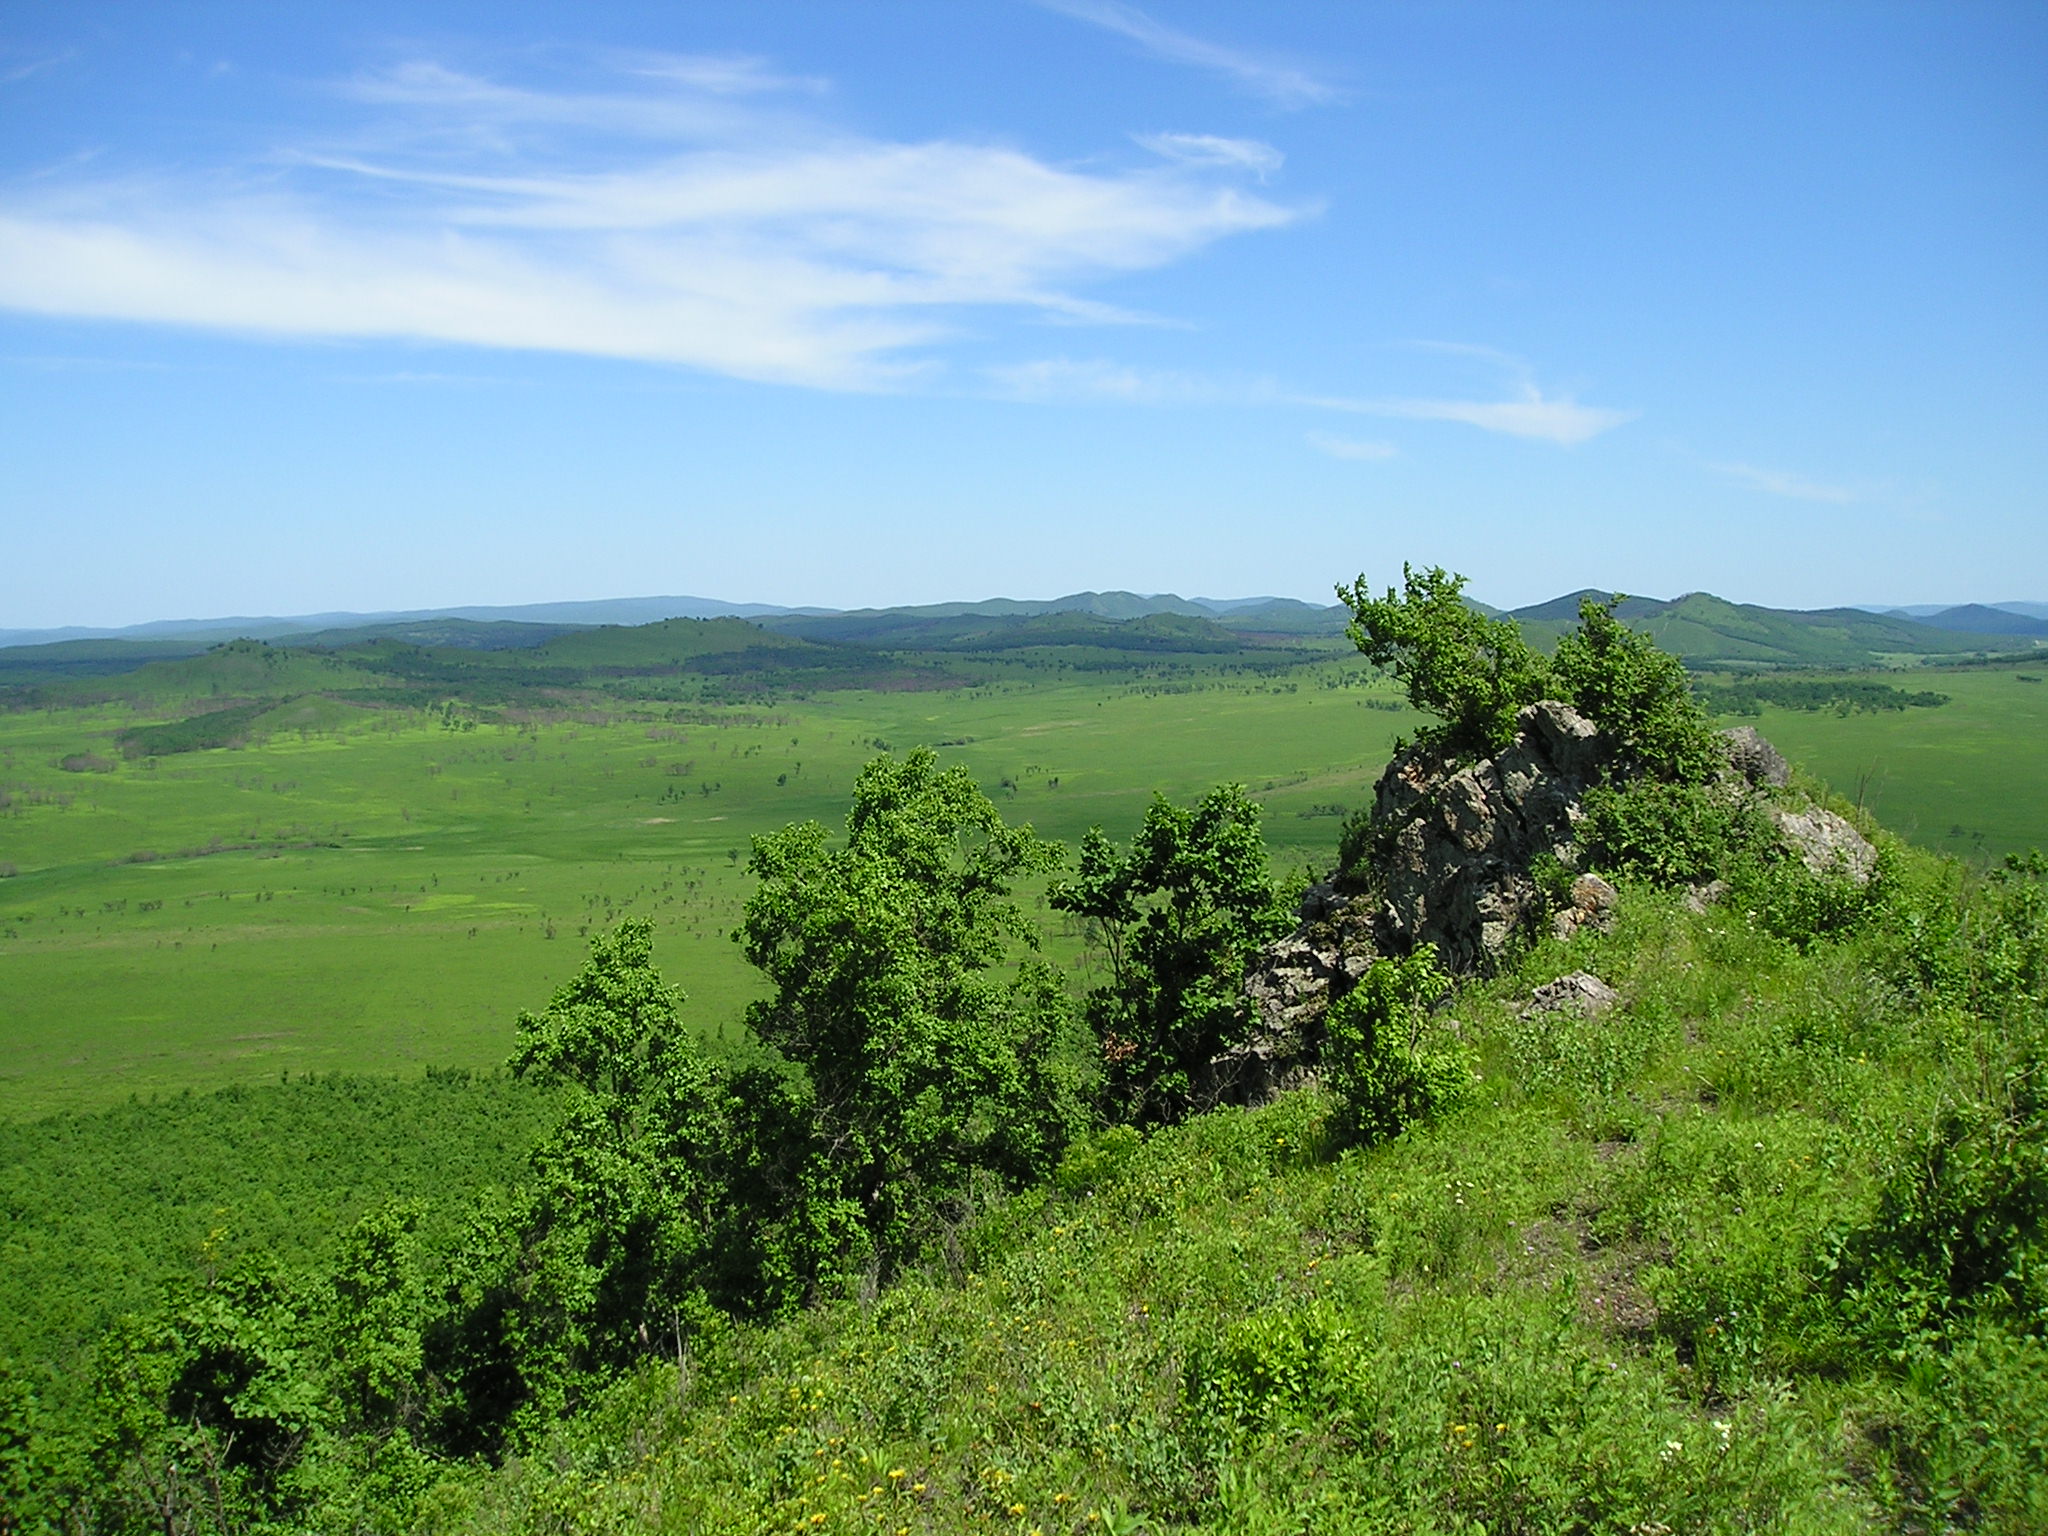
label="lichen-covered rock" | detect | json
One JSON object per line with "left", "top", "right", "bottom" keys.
{"left": 1721, "top": 726, "right": 1791, "bottom": 789}
{"left": 1223, "top": 880, "right": 1378, "bottom": 1104}
{"left": 1521, "top": 970, "right": 1620, "bottom": 1018}
{"left": 1769, "top": 804, "right": 1878, "bottom": 885}
{"left": 1371, "top": 701, "right": 1612, "bottom": 974}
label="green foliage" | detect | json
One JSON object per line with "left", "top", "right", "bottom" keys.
{"left": 1338, "top": 564, "right": 1549, "bottom": 756}
{"left": 1578, "top": 777, "right": 1776, "bottom": 885}
{"left": 1053, "top": 1124, "right": 1144, "bottom": 1198}
{"left": 454, "top": 917, "right": 739, "bottom": 1439}
{"left": 1697, "top": 675, "right": 1951, "bottom": 716}
{"left": 1050, "top": 785, "right": 1289, "bottom": 1124}
{"left": 1553, "top": 594, "right": 1722, "bottom": 782}
{"left": 1323, "top": 946, "right": 1472, "bottom": 1147}
{"left": 739, "top": 749, "right": 1088, "bottom": 1296}
{"left": 115, "top": 698, "right": 278, "bottom": 758}
{"left": 0, "top": 1070, "right": 555, "bottom": 1455}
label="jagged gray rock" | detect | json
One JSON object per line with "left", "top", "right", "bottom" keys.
{"left": 1224, "top": 880, "right": 1378, "bottom": 1103}
{"left": 1520, "top": 970, "right": 1620, "bottom": 1018}
{"left": 1374, "top": 701, "right": 1613, "bottom": 974}
{"left": 1721, "top": 726, "right": 1791, "bottom": 789}
{"left": 1225, "top": 707, "right": 1868, "bottom": 1106}
{"left": 1769, "top": 804, "right": 1878, "bottom": 885}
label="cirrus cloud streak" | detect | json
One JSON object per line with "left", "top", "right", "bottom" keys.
{"left": 0, "top": 57, "right": 1302, "bottom": 391}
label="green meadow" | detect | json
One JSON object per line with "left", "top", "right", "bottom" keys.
{"left": 1725, "top": 666, "right": 2048, "bottom": 862}
{"left": 4, "top": 643, "right": 2045, "bottom": 1121}
{"left": 0, "top": 667, "right": 1422, "bottom": 1117}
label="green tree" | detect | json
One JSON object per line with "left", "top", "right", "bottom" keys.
{"left": 1338, "top": 564, "right": 1549, "bottom": 756}
{"left": 1051, "top": 785, "right": 1290, "bottom": 1125}
{"left": 1552, "top": 594, "right": 1719, "bottom": 782}
{"left": 429, "top": 919, "right": 734, "bottom": 1452}
{"left": 737, "top": 749, "right": 1087, "bottom": 1299}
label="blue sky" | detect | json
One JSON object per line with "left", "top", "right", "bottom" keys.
{"left": 2, "top": 1, "right": 2043, "bottom": 629}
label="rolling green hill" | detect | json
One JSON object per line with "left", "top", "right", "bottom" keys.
{"left": 1514, "top": 590, "right": 2038, "bottom": 669}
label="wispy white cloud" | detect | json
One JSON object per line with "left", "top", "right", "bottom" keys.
{"left": 0, "top": 57, "right": 1303, "bottom": 391}
{"left": 1297, "top": 343, "right": 1634, "bottom": 446}
{"left": 1307, "top": 431, "right": 1396, "bottom": 461}
{"left": 1301, "top": 387, "right": 1633, "bottom": 446}
{"left": 984, "top": 355, "right": 1241, "bottom": 404}
{"left": 2, "top": 50, "right": 74, "bottom": 86}
{"left": 1710, "top": 461, "right": 1858, "bottom": 504}
{"left": 1134, "top": 132, "right": 1283, "bottom": 177}
{"left": 1039, "top": 1, "right": 1339, "bottom": 108}
{"left": 617, "top": 52, "right": 828, "bottom": 97}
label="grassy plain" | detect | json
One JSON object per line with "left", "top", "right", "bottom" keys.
{"left": 4, "top": 651, "right": 2046, "bottom": 1120}
{"left": 0, "top": 668, "right": 1419, "bottom": 1117}
{"left": 1729, "top": 666, "right": 2048, "bottom": 861}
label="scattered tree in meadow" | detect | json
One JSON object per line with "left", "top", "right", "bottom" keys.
{"left": 425, "top": 919, "right": 738, "bottom": 1452}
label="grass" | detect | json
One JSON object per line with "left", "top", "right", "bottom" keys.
{"left": 0, "top": 668, "right": 1422, "bottom": 1118}
{"left": 1717, "top": 665, "right": 2048, "bottom": 860}
{"left": 411, "top": 870, "right": 2048, "bottom": 1533}
{"left": 3, "top": 651, "right": 2045, "bottom": 1121}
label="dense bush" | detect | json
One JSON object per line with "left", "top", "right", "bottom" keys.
{"left": 1577, "top": 777, "right": 1776, "bottom": 885}
{"left": 1337, "top": 564, "right": 1549, "bottom": 757}
{"left": 1322, "top": 945, "right": 1473, "bottom": 1147}
{"left": 1553, "top": 594, "right": 1722, "bottom": 782}
{"left": 1050, "top": 784, "right": 1289, "bottom": 1124}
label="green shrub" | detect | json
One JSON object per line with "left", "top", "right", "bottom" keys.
{"left": 1337, "top": 565, "right": 1548, "bottom": 758}
{"left": 1578, "top": 777, "right": 1774, "bottom": 886}
{"left": 1050, "top": 785, "right": 1289, "bottom": 1125}
{"left": 1054, "top": 1125, "right": 1144, "bottom": 1199}
{"left": 1727, "top": 841, "right": 1890, "bottom": 949}
{"left": 1553, "top": 594, "right": 1722, "bottom": 782}
{"left": 1324, "top": 947, "right": 1472, "bottom": 1147}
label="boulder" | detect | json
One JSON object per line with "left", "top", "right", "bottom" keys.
{"left": 1721, "top": 726, "right": 1791, "bottom": 789}
{"left": 1521, "top": 970, "right": 1621, "bottom": 1018}
{"left": 1769, "top": 804, "right": 1878, "bottom": 885}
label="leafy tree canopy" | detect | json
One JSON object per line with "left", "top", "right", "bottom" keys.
{"left": 738, "top": 749, "right": 1087, "bottom": 1291}
{"left": 1052, "top": 784, "right": 1290, "bottom": 1124}
{"left": 1552, "top": 594, "right": 1720, "bottom": 783}
{"left": 1338, "top": 564, "right": 1549, "bottom": 757}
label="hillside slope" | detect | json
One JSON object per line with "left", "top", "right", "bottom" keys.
{"left": 424, "top": 851, "right": 2048, "bottom": 1534}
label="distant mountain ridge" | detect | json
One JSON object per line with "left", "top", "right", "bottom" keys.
{"left": 1877, "top": 604, "right": 2048, "bottom": 637}
{"left": 0, "top": 592, "right": 1342, "bottom": 650}
{"left": 4, "top": 590, "right": 2043, "bottom": 676}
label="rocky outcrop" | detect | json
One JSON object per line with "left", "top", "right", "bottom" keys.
{"left": 1769, "top": 803, "right": 1878, "bottom": 885}
{"left": 1551, "top": 873, "right": 1620, "bottom": 942}
{"left": 1223, "top": 879, "right": 1378, "bottom": 1102}
{"left": 1373, "top": 701, "right": 1613, "bottom": 974}
{"left": 1520, "top": 970, "right": 1620, "bottom": 1019}
{"left": 1223, "top": 706, "right": 1878, "bottom": 1105}
{"left": 1721, "top": 726, "right": 1791, "bottom": 789}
